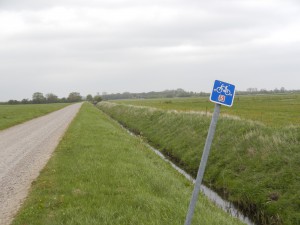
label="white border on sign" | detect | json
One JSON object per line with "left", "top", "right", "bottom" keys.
{"left": 209, "top": 83, "right": 236, "bottom": 107}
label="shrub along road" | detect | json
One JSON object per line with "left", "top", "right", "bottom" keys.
{"left": 12, "top": 103, "right": 244, "bottom": 225}
{"left": 0, "top": 103, "right": 82, "bottom": 225}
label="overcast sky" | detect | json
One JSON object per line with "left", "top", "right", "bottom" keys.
{"left": 1, "top": 0, "right": 300, "bottom": 101}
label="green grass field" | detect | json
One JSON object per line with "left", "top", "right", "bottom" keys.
{"left": 98, "top": 101, "right": 300, "bottom": 225}
{"left": 113, "top": 94, "right": 300, "bottom": 127}
{"left": 13, "top": 103, "right": 244, "bottom": 225}
{"left": 0, "top": 103, "right": 70, "bottom": 131}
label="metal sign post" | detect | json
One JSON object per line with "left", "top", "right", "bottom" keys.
{"left": 184, "top": 80, "right": 235, "bottom": 225}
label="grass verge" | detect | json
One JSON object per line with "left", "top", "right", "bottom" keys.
{"left": 0, "top": 103, "right": 70, "bottom": 131}
{"left": 12, "top": 103, "right": 244, "bottom": 225}
{"left": 97, "top": 102, "right": 300, "bottom": 225}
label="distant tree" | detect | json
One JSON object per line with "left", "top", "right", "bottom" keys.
{"left": 32, "top": 92, "right": 46, "bottom": 104}
{"left": 93, "top": 95, "right": 102, "bottom": 103}
{"left": 246, "top": 88, "right": 258, "bottom": 93}
{"left": 60, "top": 97, "right": 67, "bottom": 103}
{"left": 86, "top": 94, "right": 93, "bottom": 102}
{"left": 8, "top": 100, "right": 19, "bottom": 105}
{"left": 67, "top": 92, "right": 82, "bottom": 102}
{"left": 259, "top": 89, "right": 268, "bottom": 94}
{"left": 46, "top": 93, "right": 59, "bottom": 103}
{"left": 21, "top": 99, "right": 30, "bottom": 104}
{"left": 280, "top": 87, "right": 286, "bottom": 93}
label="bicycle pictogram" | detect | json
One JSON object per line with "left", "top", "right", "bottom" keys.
{"left": 214, "top": 84, "right": 232, "bottom": 96}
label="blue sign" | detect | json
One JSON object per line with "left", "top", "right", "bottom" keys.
{"left": 210, "top": 80, "right": 235, "bottom": 107}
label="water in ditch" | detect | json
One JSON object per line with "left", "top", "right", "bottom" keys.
{"left": 121, "top": 124, "right": 256, "bottom": 225}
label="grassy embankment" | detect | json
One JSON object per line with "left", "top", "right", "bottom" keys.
{"left": 0, "top": 103, "right": 69, "bottom": 131}
{"left": 97, "top": 101, "right": 300, "bottom": 225}
{"left": 13, "top": 103, "right": 244, "bottom": 225}
{"left": 114, "top": 94, "right": 300, "bottom": 127}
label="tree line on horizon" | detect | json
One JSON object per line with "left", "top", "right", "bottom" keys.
{"left": 101, "top": 87, "right": 299, "bottom": 100}
{"left": 2, "top": 92, "right": 102, "bottom": 105}
{"left": 101, "top": 88, "right": 209, "bottom": 100}
{"left": 2, "top": 87, "right": 299, "bottom": 104}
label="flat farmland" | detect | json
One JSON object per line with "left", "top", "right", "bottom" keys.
{"left": 0, "top": 103, "right": 70, "bottom": 131}
{"left": 98, "top": 94, "right": 300, "bottom": 225}
{"left": 113, "top": 94, "right": 300, "bottom": 127}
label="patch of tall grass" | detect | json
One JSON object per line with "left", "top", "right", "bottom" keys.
{"left": 98, "top": 102, "right": 300, "bottom": 225}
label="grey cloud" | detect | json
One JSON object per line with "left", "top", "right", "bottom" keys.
{"left": 0, "top": 0, "right": 300, "bottom": 101}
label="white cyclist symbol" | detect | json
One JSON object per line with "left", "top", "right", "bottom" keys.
{"left": 214, "top": 84, "right": 232, "bottom": 96}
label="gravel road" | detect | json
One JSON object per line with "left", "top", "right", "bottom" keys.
{"left": 0, "top": 103, "right": 82, "bottom": 225}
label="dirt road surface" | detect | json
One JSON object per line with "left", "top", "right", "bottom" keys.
{"left": 0, "top": 103, "right": 82, "bottom": 225}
